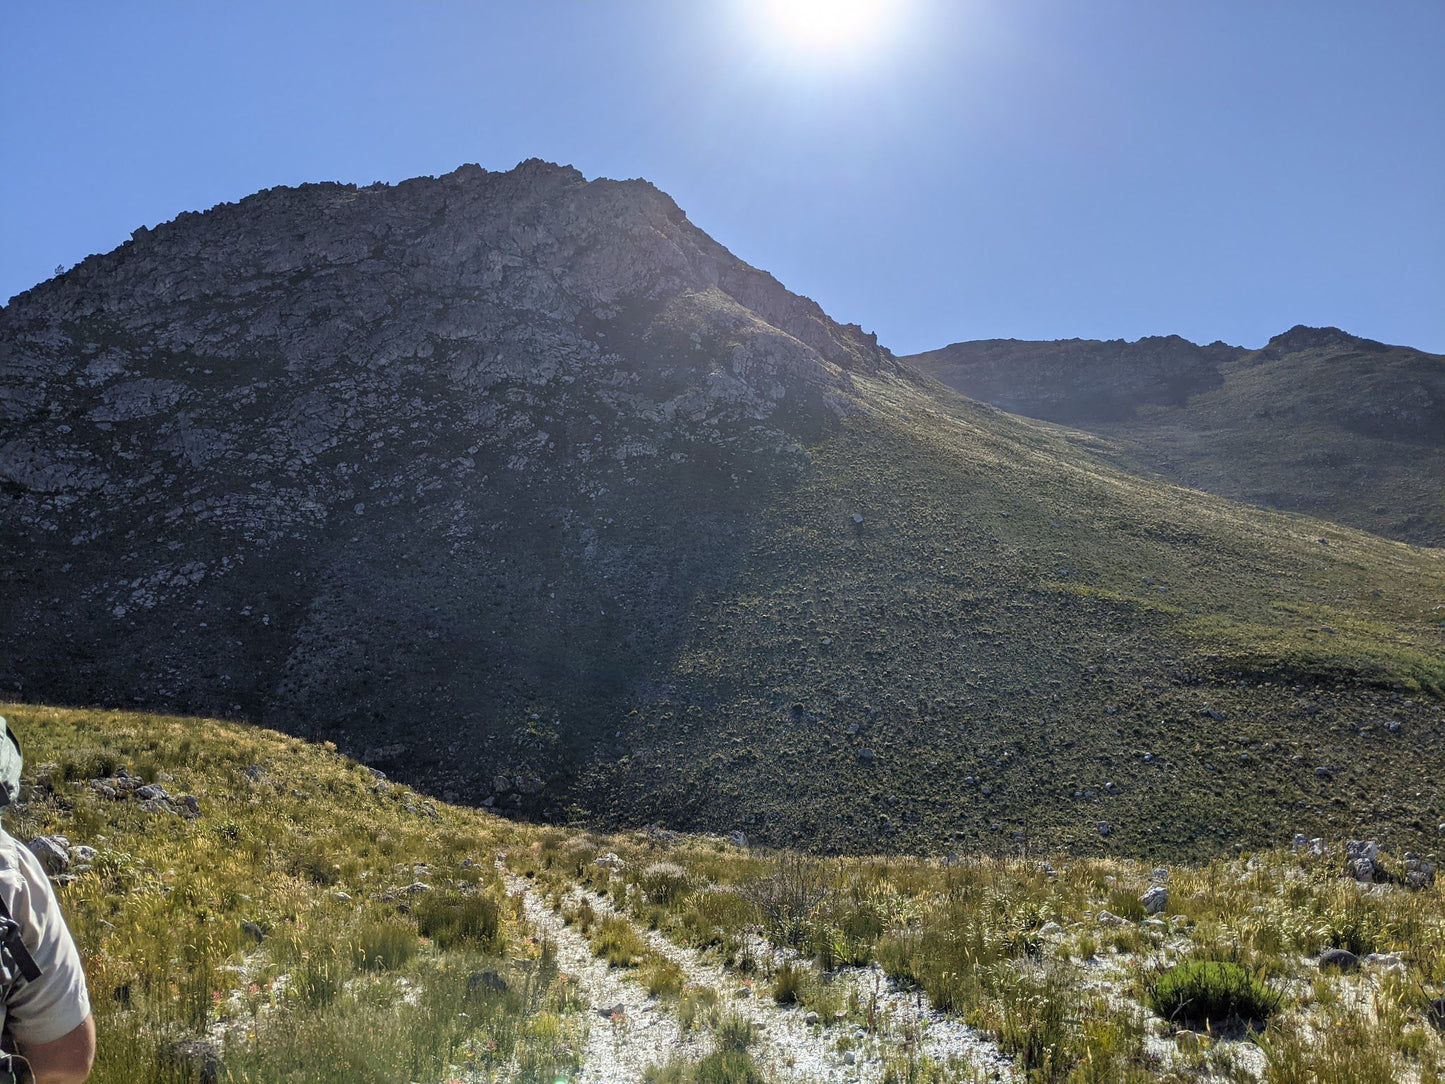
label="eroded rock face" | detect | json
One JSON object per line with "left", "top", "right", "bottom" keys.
{"left": 0, "top": 160, "right": 900, "bottom": 804}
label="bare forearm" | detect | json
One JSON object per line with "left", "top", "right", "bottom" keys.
{"left": 19, "top": 1014, "right": 95, "bottom": 1084}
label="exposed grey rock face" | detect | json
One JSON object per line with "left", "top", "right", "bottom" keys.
{"left": 0, "top": 160, "right": 899, "bottom": 812}
{"left": 27, "top": 835, "right": 70, "bottom": 875}
{"left": 1140, "top": 885, "right": 1167, "bottom": 914}
{"left": 1318, "top": 948, "right": 1359, "bottom": 972}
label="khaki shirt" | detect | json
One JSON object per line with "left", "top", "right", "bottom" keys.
{"left": 0, "top": 830, "right": 91, "bottom": 1046}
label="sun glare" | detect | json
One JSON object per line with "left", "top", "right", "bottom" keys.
{"left": 754, "top": 0, "right": 895, "bottom": 54}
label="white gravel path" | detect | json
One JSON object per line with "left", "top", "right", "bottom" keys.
{"left": 509, "top": 875, "right": 711, "bottom": 1082}
{"left": 509, "top": 870, "right": 1014, "bottom": 1083}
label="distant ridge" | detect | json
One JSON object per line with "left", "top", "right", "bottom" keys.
{"left": 906, "top": 327, "right": 1445, "bottom": 545}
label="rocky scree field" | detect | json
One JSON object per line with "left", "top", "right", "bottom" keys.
{"left": 1, "top": 161, "right": 1443, "bottom": 857}
{"left": 8, "top": 701, "right": 1445, "bottom": 1084}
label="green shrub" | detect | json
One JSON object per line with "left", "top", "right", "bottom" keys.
{"left": 641, "top": 955, "right": 686, "bottom": 999}
{"left": 772, "top": 961, "right": 805, "bottom": 1004}
{"left": 351, "top": 916, "right": 419, "bottom": 971}
{"left": 1107, "top": 887, "right": 1147, "bottom": 922}
{"left": 715, "top": 1014, "right": 758, "bottom": 1053}
{"left": 693, "top": 1051, "right": 767, "bottom": 1083}
{"left": 641, "top": 862, "right": 694, "bottom": 907}
{"left": 591, "top": 916, "right": 647, "bottom": 967}
{"left": 1323, "top": 900, "right": 1386, "bottom": 957}
{"left": 414, "top": 891, "right": 503, "bottom": 952}
{"left": 1146, "top": 960, "right": 1281, "bottom": 1029}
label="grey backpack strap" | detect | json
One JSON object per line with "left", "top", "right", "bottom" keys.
{"left": 0, "top": 894, "right": 39, "bottom": 985}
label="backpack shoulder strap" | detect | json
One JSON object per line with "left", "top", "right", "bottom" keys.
{"left": 0, "top": 893, "right": 41, "bottom": 984}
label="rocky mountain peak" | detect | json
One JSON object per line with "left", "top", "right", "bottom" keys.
{"left": 0, "top": 161, "right": 913, "bottom": 799}
{"left": 1258, "top": 324, "right": 1380, "bottom": 359}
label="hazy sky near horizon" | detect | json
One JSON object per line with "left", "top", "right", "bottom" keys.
{"left": 4, "top": 1, "right": 1442, "bottom": 354}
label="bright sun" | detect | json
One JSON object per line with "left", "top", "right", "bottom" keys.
{"left": 754, "top": 0, "right": 894, "bottom": 54}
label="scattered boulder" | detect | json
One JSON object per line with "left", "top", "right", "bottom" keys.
{"left": 594, "top": 852, "right": 625, "bottom": 873}
{"left": 1363, "top": 953, "right": 1405, "bottom": 973}
{"left": 1097, "top": 910, "right": 1125, "bottom": 926}
{"left": 1345, "top": 839, "right": 1379, "bottom": 882}
{"left": 856, "top": 747, "right": 876, "bottom": 764}
{"left": 134, "top": 783, "right": 169, "bottom": 801}
{"left": 1140, "top": 885, "right": 1168, "bottom": 915}
{"left": 468, "top": 969, "right": 508, "bottom": 994}
{"left": 27, "top": 836, "right": 70, "bottom": 876}
{"left": 729, "top": 830, "right": 749, "bottom": 848}
{"left": 168, "top": 1040, "right": 222, "bottom": 1084}
{"left": 1318, "top": 948, "right": 1359, "bottom": 972}
{"left": 804, "top": 1011, "right": 820, "bottom": 1026}
{"left": 1406, "top": 856, "right": 1436, "bottom": 890}
{"left": 1098, "top": 821, "right": 1112, "bottom": 838}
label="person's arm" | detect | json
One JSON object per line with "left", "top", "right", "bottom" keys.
{"left": 17, "top": 1013, "right": 94, "bottom": 1084}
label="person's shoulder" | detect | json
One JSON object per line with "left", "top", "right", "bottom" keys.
{"left": 0, "top": 827, "right": 22, "bottom": 871}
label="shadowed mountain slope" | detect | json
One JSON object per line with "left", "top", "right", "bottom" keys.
{"left": 2, "top": 162, "right": 1443, "bottom": 858}
{"left": 906, "top": 329, "right": 1445, "bottom": 545}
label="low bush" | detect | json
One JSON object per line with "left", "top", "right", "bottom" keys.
{"left": 1146, "top": 960, "right": 1281, "bottom": 1029}
{"left": 590, "top": 916, "right": 647, "bottom": 967}
{"left": 715, "top": 1014, "right": 759, "bottom": 1053}
{"left": 641, "top": 862, "right": 694, "bottom": 907}
{"left": 414, "top": 891, "right": 503, "bottom": 952}
{"left": 640, "top": 955, "right": 686, "bottom": 999}
{"left": 772, "top": 961, "right": 804, "bottom": 1004}
{"left": 351, "top": 916, "right": 419, "bottom": 971}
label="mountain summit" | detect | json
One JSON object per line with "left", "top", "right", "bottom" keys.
{"left": 3, "top": 163, "right": 1443, "bottom": 856}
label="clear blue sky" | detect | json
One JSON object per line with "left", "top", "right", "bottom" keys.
{"left": 3, "top": 1, "right": 1442, "bottom": 354}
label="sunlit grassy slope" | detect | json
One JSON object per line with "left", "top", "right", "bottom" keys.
{"left": 1, "top": 702, "right": 577, "bottom": 1084}
{"left": 9, "top": 702, "right": 1445, "bottom": 1084}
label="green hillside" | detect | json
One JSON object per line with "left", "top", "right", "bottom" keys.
{"left": 906, "top": 327, "right": 1445, "bottom": 546}
{"left": 574, "top": 365, "right": 1445, "bottom": 857}
{"left": 2, "top": 166, "right": 1442, "bottom": 859}
{"left": 9, "top": 702, "right": 1445, "bottom": 1083}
